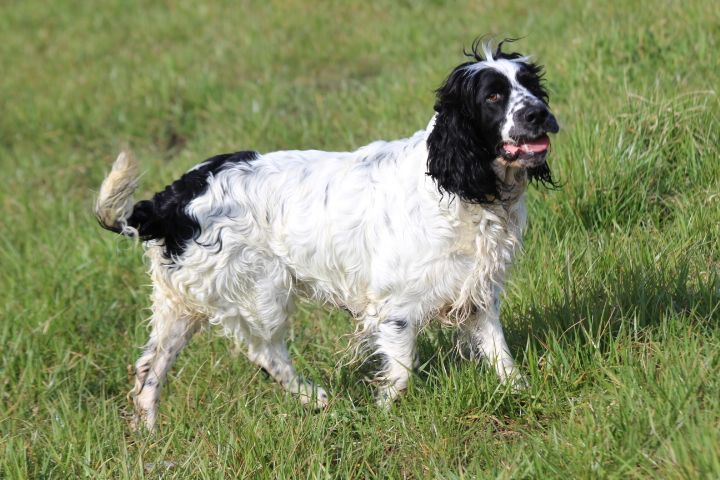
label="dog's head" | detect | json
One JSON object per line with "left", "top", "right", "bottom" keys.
{"left": 427, "top": 39, "right": 559, "bottom": 203}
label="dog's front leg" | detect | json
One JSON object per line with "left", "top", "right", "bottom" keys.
{"left": 372, "top": 314, "right": 419, "bottom": 407}
{"left": 463, "top": 292, "right": 525, "bottom": 389}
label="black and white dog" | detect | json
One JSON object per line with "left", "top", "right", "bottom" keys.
{"left": 96, "top": 40, "right": 559, "bottom": 430}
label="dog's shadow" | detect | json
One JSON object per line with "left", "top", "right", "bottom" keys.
{"left": 407, "top": 261, "right": 718, "bottom": 389}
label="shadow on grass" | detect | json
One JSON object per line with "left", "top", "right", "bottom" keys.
{"left": 510, "top": 261, "right": 718, "bottom": 351}
{"left": 408, "top": 260, "right": 719, "bottom": 388}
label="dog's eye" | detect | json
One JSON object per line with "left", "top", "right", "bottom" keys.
{"left": 486, "top": 93, "right": 502, "bottom": 103}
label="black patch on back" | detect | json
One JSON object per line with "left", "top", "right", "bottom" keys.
{"left": 127, "top": 151, "right": 258, "bottom": 260}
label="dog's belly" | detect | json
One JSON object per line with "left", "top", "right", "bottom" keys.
{"left": 288, "top": 248, "right": 477, "bottom": 322}
{"left": 277, "top": 204, "right": 523, "bottom": 323}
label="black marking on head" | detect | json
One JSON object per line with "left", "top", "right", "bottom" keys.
{"left": 427, "top": 39, "right": 557, "bottom": 202}
{"left": 515, "top": 62, "right": 549, "bottom": 104}
{"left": 126, "top": 151, "right": 258, "bottom": 260}
{"left": 427, "top": 66, "right": 509, "bottom": 203}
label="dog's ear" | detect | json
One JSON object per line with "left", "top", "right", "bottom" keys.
{"left": 426, "top": 67, "right": 498, "bottom": 204}
{"left": 527, "top": 161, "right": 555, "bottom": 186}
{"left": 515, "top": 61, "right": 550, "bottom": 104}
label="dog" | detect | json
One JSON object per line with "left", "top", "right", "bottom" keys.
{"left": 95, "top": 40, "right": 559, "bottom": 430}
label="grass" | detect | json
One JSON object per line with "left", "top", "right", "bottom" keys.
{"left": 1, "top": 0, "right": 719, "bottom": 477}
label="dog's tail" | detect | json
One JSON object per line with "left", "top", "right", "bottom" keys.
{"left": 95, "top": 150, "right": 141, "bottom": 237}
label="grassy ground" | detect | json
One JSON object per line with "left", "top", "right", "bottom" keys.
{"left": 1, "top": 0, "right": 719, "bottom": 478}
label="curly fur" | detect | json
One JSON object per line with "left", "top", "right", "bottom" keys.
{"left": 95, "top": 40, "right": 560, "bottom": 430}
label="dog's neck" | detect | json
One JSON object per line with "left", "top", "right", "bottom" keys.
{"left": 422, "top": 114, "right": 530, "bottom": 208}
{"left": 448, "top": 160, "right": 528, "bottom": 319}
{"left": 455, "top": 166, "right": 527, "bottom": 224}
{"left": 491, "top": 160, "right": 529, "bottom": 206}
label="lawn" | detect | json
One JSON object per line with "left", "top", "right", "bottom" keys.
{"left": 1, "top": 0, "right": 719, "bottom": 478}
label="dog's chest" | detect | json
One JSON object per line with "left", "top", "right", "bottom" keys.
{"left": 437, "top": 198, "right": 527, "bottom": 314}
{"left": 450, "top": 198, "right": 525, "bottom": 253}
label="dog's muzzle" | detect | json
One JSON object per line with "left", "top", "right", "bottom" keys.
{"left": 501, "top": 104, "right": 560, "bottom": 167}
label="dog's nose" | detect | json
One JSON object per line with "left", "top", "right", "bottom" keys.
{"left": 523, "top": 105, "right": 549, "bottom": 126}
{"left": 521, "top": 105, "right": 559, "bottom": 133}
{"left": 545, "top": 112, "right": 560, "bottom": 133}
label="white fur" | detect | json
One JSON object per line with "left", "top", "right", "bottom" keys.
{"left": 99, "top": 59, "right": 539, "bottom": 431}
{"left": 130, "top": 123, "right": 527, "bottom": 429}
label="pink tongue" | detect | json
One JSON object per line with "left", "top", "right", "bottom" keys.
{"left": 504, "top": 135, "right": 550, "bottom": 155}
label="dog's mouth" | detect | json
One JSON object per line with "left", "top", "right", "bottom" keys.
{"left": 500, "top": 134, "right": 551, "bottom": 167}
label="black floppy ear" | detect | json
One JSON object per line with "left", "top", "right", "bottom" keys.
{"left": 516, "top": 61, "right": 550, "bottom": 104}
{"left": 426, "top": 68, "right": 498, "bottom": 204}
{"left": 527, "top": 162, "right": 556, "bottom": 186}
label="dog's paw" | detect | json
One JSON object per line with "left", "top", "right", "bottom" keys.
{"left": 129, "top": 409, "right": 157, "bottom": 433}
{"left": 375, "top": 384, "right": 404, "bottom": 409}
{"left": 297, "top": 384, "right": 330, "bottom": 410}
{"left": 502, "top": 371, "right": 529, "bottom": 392}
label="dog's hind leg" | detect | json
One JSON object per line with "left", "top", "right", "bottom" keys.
{"left": 131, "top": 293, "right": 200, "bottom": 431}
{"left": 247, "top": 338, "right": 329, "bottom": 408}
{"left": 239, "top": 273, "right": 329, "bottom": 408}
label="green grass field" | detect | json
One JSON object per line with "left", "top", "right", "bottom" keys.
{"left": 1, "top": 0, "right": 719, "bottom": 478}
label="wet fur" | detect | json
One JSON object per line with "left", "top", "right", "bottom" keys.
{"left": 95, "top": 40, "right": 559, "bottom": 430}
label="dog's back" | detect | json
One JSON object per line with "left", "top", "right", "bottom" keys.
{"left": 96, "top": 130, "right": 444, "bottom": 311}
